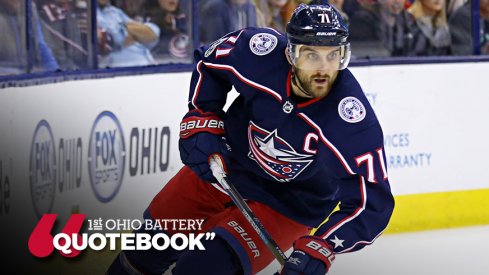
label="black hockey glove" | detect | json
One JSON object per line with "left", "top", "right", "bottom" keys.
{"left": 179, "top": 109, "right": 230, "bottom": 182}
{"left": 281, "top": 236, "right": 335, "bottom": 275}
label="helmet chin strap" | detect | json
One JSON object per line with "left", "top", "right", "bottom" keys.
{"left": 291, "top": 70, "right": 312, "bottom": 99}
{"left": 286, "top": 50, "right": 310, "bottom": 99}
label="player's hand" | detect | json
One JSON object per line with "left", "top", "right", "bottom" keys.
{"left": 179, "top": 109, "right": 231, "bottom": 182}
{"left": 281, "top": 236, "right": 335, "bottom": 275}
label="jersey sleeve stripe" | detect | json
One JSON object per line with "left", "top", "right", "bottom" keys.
{"left": 202, "top": 61, "right": 283, "bottom": 102}
{"left": 191, "top": 61, "right": 205, "bottom": 109}
{"left": 336, "top": 230, "right": 384, "bottom": 254}
{"left": 297, "top": 113, "right": 355, "bottom": 175}
{"left": 215, "top": 48, "right": 234, "bottom": 58}
{"left": 226, "top": 29, "right": 245, "bottom": 44}
{"left": 320, "top": 176, "right": 367, "bottom": 239}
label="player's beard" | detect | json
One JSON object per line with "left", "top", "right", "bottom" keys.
{"left": 293, "top": 68, "right": 335, "bottom": 99}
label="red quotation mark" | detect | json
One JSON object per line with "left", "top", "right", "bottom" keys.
{"left": 28, "top": 214, "right": 86, "bottom": 258}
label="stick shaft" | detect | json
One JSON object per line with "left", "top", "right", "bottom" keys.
{"left": 209, "top": 157, "right": 287, "bottom": 265}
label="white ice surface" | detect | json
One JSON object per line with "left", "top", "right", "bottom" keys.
{"left": 259, "top": 225, "right": 489, "bottom": 275}
{"left": 329, "top": 225, "right": 489, "bottom": 275}
{"left": 166, "top": 225, "right": 489, "bottom": 275}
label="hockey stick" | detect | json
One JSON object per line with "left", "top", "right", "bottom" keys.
{"left": 209, "top": 155, "right": 287, "bottom": 266}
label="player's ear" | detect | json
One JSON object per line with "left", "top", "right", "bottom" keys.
{"left": 285, "top": 48, "right": 293, "bottom": 66}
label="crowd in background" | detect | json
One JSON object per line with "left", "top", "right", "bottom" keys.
{"left": 1, "top": 0, "right": 488, "bottom": 73}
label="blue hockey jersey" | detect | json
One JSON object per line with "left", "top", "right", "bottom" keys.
{"left": 188, "top": 27, "right": 394, "bottom": 254}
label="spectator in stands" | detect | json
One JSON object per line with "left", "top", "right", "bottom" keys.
{"left": 349, "top": 0, "right": 414, "bottom": 57}
{"left": 281, "top": 0, "right": 312, "bottom": 22}
{"left": 254, "top": 0, "right": 290, "bottom": 32}
{"left": 114, "top": 0, "right": 146, "bottom": 20}
{"left": 35, "top": 0, "right": 89, "bottom": 69}
{"left": 144, "top": 0, "right": 192, "bottom": 62}
{"left": 0, "top": 0, "right": 58, "bottom": 74}
{"left": 74, "top": 0, "right": 90, "bottom": 51}
{"left": 97, "top": 0, "right": 160, "bottom": 67}
{"left": 446, "top": 0, "right": 466, "bottom": 17}
{"left": 407, "top": 0, "right": 451, "bottom": 55}
{"left": 199, "top": 0, "right": 258, "bottom": 44}
{"left": 329, "top": 0, "right": 350, "bottom": 25}
{"left": 343, "top": 0, "right": 362, "bottom": 16}
{"left": 449, "top": 0, "right": 489, "bottom": 55}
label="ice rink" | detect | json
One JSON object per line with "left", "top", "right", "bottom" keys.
{"left": 329, "top": 225, "right": 489, "bottom": 275}
{"left": 253, "top": 225, "right": 489, "bottom": 275}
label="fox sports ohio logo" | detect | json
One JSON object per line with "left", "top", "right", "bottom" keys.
{"left": 88, "top": 111, "right": 126, "bottom": 203}
{"left": 29, "top": 120, "right": 57, "bottom": 218}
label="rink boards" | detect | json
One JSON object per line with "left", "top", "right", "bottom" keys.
{"left": 0, "top": 63, "right": 489, "bottom": 237}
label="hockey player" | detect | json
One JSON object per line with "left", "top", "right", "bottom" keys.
{"left": 107, "top": 1, "right": 394, "bottom": 274}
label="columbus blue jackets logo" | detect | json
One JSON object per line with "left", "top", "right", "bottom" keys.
{"left": 169, "top": 33, "right": 190, "bottom": 58}
{"left": 338, "top": 96, "right": 366, "bottom": 123}
{"left": 249, "top": 33, "right": 277, "bottom": 56}
{"left": 248, "top": 122, "right": 313, "bottom": 182}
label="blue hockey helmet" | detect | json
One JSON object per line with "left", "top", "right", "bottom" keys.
{"left": 286, "top": 1, "right": 351, "bottom": 70}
